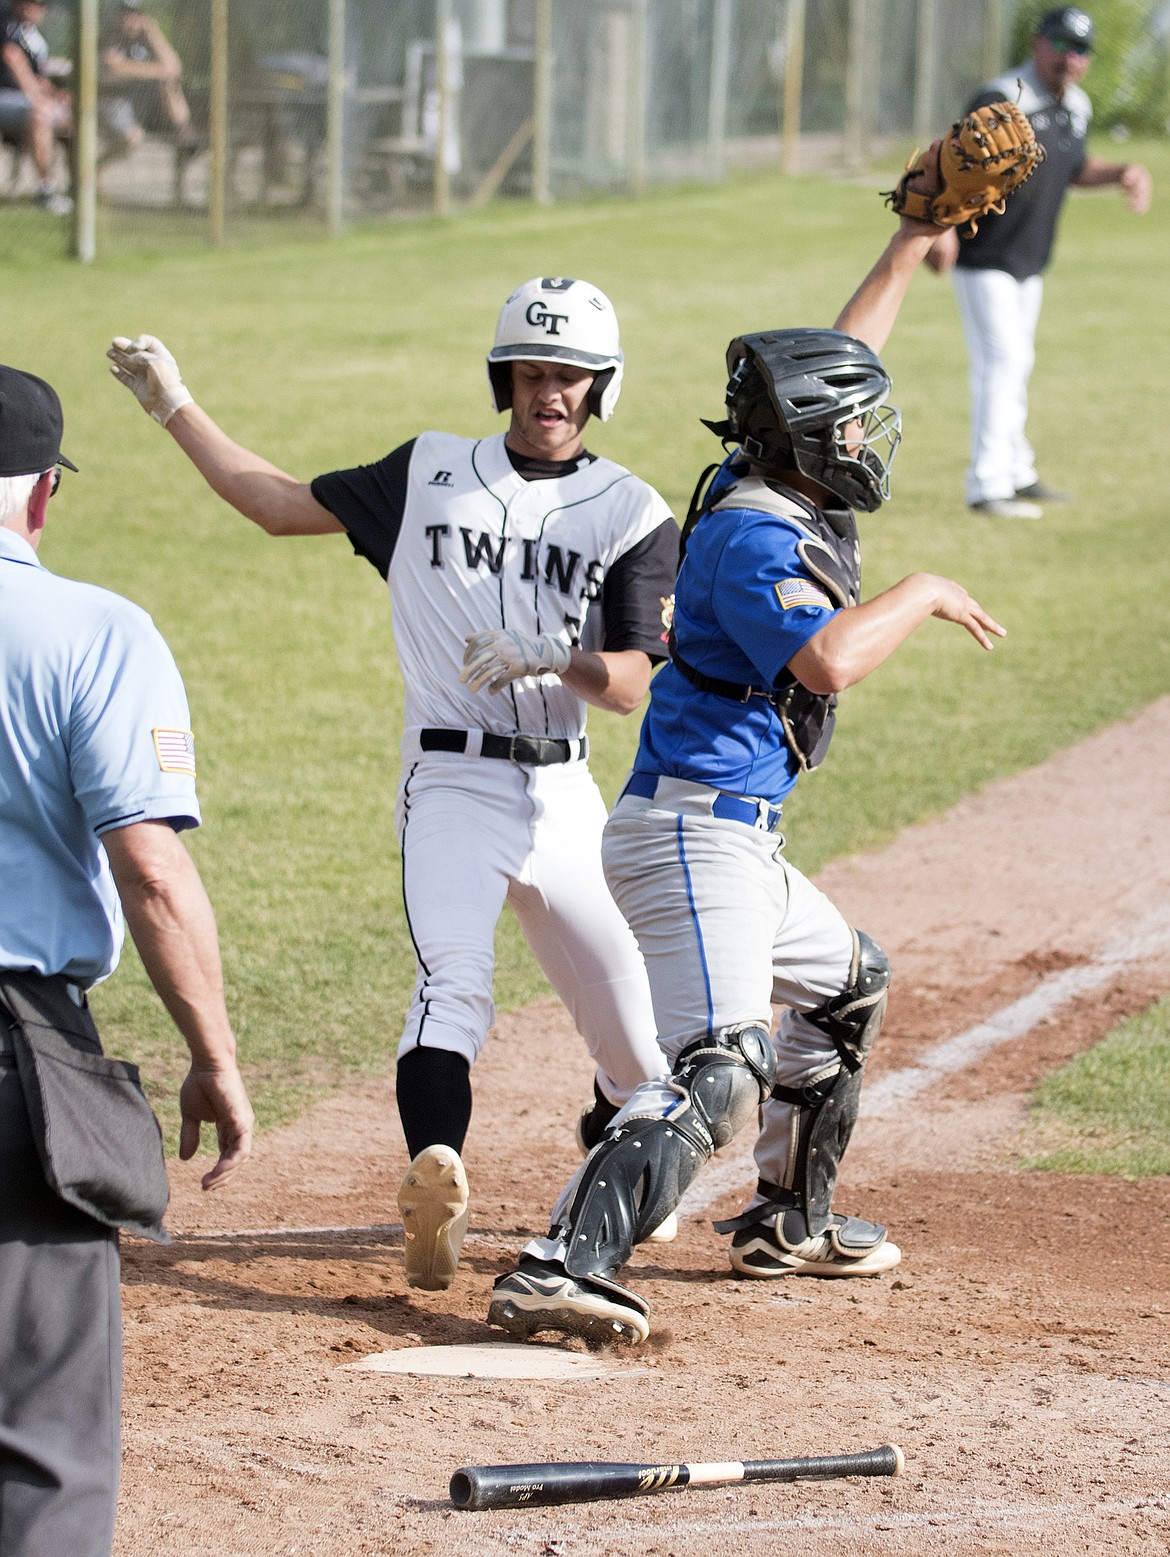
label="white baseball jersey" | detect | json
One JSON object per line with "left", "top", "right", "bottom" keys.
{"left": 310, "top": 430, "right": 678, "bottom": 1104}
{"left": 312, "top": 431, "right": 677, "bottom": 739}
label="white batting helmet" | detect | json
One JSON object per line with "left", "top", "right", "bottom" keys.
{"left": 486, "top": 277, "right": 624, "bottom": 422}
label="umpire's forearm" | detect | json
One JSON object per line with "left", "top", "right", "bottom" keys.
{"left": 102, "top": 820, "right": 238, "bottom": 1071}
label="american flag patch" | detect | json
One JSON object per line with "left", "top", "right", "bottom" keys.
{"left": 152, "top": 727, "right": 196, "bottom": 775}
{"left": 775, "top": 578, "right": 833, "bottom": 611}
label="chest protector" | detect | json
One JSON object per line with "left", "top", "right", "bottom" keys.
{"left": 672, "top": 473, "right": 861, "bottom": 772}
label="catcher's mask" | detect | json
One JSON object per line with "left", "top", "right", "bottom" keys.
{"left": 487, "top": 277, "right": 624, "bottom": 423}
{"left": 703, "top": 329, "right": 901, "bottom": 513}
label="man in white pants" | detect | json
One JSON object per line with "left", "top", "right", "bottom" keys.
{"left": 929, "top": 6, "right": 1152, "bottom": 519}
{"left": 107, "top": 279, "right": 677, "bottom": 1295}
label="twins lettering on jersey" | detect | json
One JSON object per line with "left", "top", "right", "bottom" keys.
{"left": 386, "top": 431, "right": 672, "bottom": 738}
{"left": 424, "top": 522, "right": 603, "bottom": 606}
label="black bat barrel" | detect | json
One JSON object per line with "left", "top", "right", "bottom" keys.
{"left": 450, "top": 1460, "right": 687, "bottom": 1511}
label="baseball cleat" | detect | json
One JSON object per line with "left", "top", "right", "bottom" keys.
{"left": 968, "top": 497, "right": 1043, "bottom": 520}
{"left": 488, "top": 1259, "right": 650, "bottom": 1346}
{"left": 728, "top": 1209, "right": 901, "bottom": 1280}
{"left": 397, "top": 1145, "right": 469, "bottom": 1292}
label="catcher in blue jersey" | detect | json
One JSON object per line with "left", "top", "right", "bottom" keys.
{"left": 489, "top": 208, "right": 1007, "bottom": 1346}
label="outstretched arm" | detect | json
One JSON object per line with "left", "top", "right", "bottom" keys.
{"left": 1073, "top": 156, "right": 1152, "bottom": 214}
{"left": 788, "top": 573, "right": 1005, "bottom": 695}
{"left": 833, "top": 215, "right": 944, "bottom": 354}
{"left": 102, "top": 820, "right": 254, "bottom": 1191}
{"left": 107, "top": 335, "right": 341, "bottom": 536}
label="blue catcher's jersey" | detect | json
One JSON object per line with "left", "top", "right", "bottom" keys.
{"left": 633, "top": 459, "right": 841, "bottom": 806}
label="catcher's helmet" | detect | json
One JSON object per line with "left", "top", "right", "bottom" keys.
{"left": 706, "top": 329, "right": 901, "bottom": 512}
{"left": 487, "top": 277, "right": 624, "bottom": 422}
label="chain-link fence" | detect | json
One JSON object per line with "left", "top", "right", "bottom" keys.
{"left": 4, "top": 0, "right": 1020, "bottom": 258}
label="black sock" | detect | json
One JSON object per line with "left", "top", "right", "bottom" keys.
{"left": 395, "top": 1047, "right": 473, "bottom": 1159}
{"left": 578, "top": 1076, "right": 621, "bottom": 1152}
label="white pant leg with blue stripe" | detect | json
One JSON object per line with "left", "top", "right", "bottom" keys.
{"left": 529, "top": 786, "right": 857, "bottom": 1242}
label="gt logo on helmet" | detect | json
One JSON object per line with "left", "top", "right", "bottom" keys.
{"left": 525, "top": 302, "right": 569, "bottom": 335}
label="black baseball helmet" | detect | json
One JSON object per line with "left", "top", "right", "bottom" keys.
{"left": 704, "top": 328, "right": 901, "bottom": 512}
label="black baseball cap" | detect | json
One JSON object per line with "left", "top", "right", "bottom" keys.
{"left": 0, "top": 366, "right": 78, "bottom": 478}
{"left": 1035, "top": 7, "right": 1095, "bottom": 49}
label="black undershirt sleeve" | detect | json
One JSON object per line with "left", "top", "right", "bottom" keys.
{"left": 309, "top": 439, "right": 417, "bottom": 579}
{"left": 600, "top": 517, "right": 680, "bottom": 662}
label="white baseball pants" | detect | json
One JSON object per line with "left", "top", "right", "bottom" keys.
{"left": 953, "top": 266, "right": 1044, "bottom": 505}
{"left": 395, "top": 741, "right": 667, "bottom": 1104}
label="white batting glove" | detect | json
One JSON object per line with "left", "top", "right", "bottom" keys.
{"left": 460, "top": 629, "right": 572, "bottom": 695}
{"left": 107, "top": 334, "right": 194, "bottom": 426}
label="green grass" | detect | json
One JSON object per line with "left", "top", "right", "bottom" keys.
{"left": 1020, "top": 996, "right": 1170, "bottom": 1176}
{"left": 6, "top": 139, "right": 1170, "bottom": 1148}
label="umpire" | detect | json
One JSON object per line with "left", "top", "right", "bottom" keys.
{"left": 0, "top": 365, "right": 254, "bottom": 1555}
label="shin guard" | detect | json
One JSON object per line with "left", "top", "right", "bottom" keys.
{"left": 563, "top": 1025, "right": 776, "bottom": 1283}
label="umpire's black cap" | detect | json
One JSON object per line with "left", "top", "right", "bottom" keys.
{"left": 0, "top": 366, "right": 78, "bottom": 478}
{"left": 1035, "top": 6, "right": 1095, "bottom": 50}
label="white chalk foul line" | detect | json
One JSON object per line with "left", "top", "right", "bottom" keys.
{"left": 678, "top": 901, "right": 1170, "bottom": 1216}
{"left": 862, "top": 901, "right": 1170, "bottom": 1119}
{"left": 585, "top": 1492, "right": 1170, "bottom": 1543}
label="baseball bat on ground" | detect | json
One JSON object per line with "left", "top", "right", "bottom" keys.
{"left": 450, "top": 1442, "right": 904, "bottom": 1511}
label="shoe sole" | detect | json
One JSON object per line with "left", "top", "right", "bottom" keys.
{"left": 488, "top": 1288, "right": 649, "bottom": 1347}
{"left": 730, "top": 1237, "right": 902, "bottom": 1280}
{"left": 644, "top": 1210, "right": 678, "bottom": 1244}
{"left": 969, "top": 501, "right": 1043, "bottom": 520}
{"left": 398, "top": 1146, "right": 469, "bottom": 1292}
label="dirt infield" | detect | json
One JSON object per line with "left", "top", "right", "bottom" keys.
{"left": 117, "top": 700, "right": 1170, "bottom": 1555}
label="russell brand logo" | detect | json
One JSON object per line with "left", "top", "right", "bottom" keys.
{"left": 428, "top": 470, "right": 454, "bottom": 486}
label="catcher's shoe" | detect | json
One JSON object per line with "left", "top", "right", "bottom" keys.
{"left": 969, "top": 497, "right": 1042, "bottom": 520}
{"left": 727, "top": 1207, "right": 901, "bottom": 1280}
{"left": 488, "top": 1258, "right": 650, "bottom": 1346}
{"left": 575, "top": 1102, "right": 678, "bottom": 1245}
{"left": 398, "top": 1144, "right": 469, "bottom": 1292}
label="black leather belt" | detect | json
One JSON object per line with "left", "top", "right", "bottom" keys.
{"left": 420, "top": 728, "right": 588, "bottom": 766}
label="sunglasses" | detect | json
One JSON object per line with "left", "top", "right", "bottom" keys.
{"left": 1049, "top": 38, "right": 1092, "bottom": 54}
{"left": 49, "top": 468, "right": 62, "bottom": 496}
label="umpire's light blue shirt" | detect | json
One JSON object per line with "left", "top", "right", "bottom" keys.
{"left": 0, "top": 526, "right": 200, "bottom": 986}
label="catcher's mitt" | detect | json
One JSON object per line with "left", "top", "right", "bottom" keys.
{"left": 883, "top": 101, "right": 1045, "bottom": 234}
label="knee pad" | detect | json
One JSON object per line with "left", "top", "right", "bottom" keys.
{"left": 563, "top": 1025, "right": 776, "bottom": 1283}
{"left": 673, "top": 1023, "right": 777, "bottom": 1152}
{"left": 803, "top": 929, "right": 890, "bottom": 1073}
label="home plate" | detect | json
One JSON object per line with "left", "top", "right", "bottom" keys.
{"left": 346, "top": 1343, "right": 648, "bottom": 1380}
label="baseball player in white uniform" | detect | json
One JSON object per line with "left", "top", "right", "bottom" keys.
{"left": 107, "top": 278, "right": 678, "bottom": 1293}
